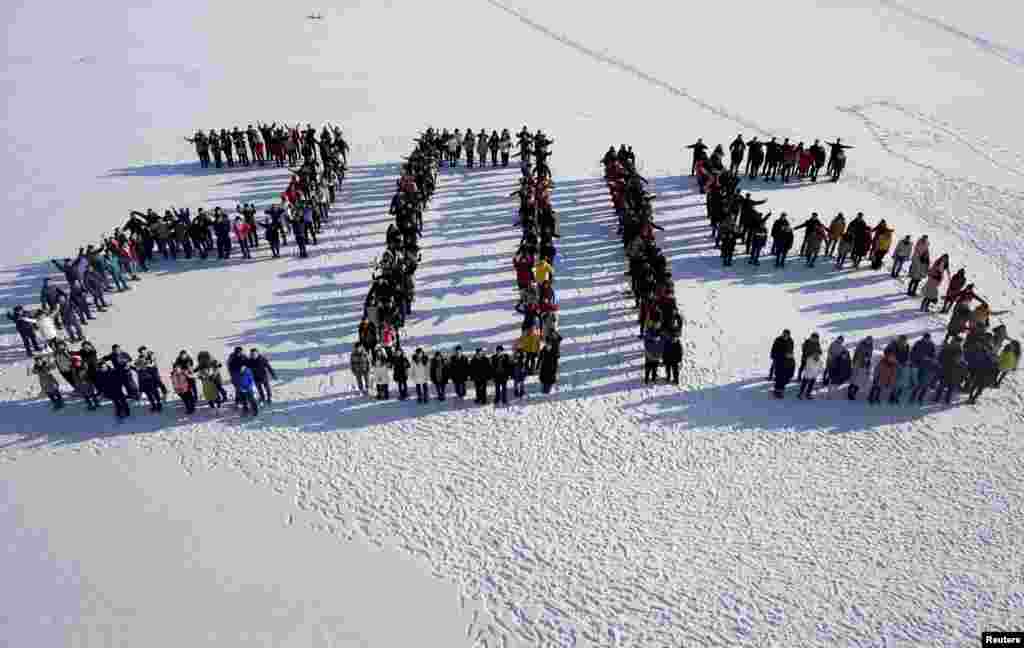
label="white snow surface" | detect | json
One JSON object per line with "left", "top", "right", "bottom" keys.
{"left": 3, "top": 0, "right": 1024, "bottom": 646}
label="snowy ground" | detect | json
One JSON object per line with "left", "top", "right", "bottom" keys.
{"left": 3, "top": 0, "right": 1023, "bottom": 645}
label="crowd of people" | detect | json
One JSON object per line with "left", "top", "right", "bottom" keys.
{"left": 185, "top": 122, "right": 349, "bottom": 171}
{"left": 602, "top": 146, "right": 685, "bottom": 385}
{"left": 9, "top": 122, "right": 351, "bottom": 417}
{"left": 430, "top": 128, "right": 515, "bottom": 169}
{"left": 25, "top": 341, "right": 278, "bottom": 420}
{"left": 688, "top": 135, "right": 852, "bottom": 189}
{"left": 348, "top": 128, "right": 564, "bottom": 405}
{"left": 767, "top": 327, "right": 1019, "bottom": 405}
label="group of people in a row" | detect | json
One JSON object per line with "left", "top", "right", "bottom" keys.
{"left": 768, "top": 327, "right": 1019, "bottom": 405}
{"left": 354, "top": 132, "right": 440, "bottom": 397}
{"left": 687, "top": 135, "right": 852, "bottom": 189}
{"left": 508, "top": 129, "right": 562, "bottom": 398}
{"left": 28, "top": 342, "right": 277, "bottom": 420}
{"left": 602, "top": 148, "right": 686, "bottom": 385}
{"left": 432, "top": 128, "right": 514, "bottom": 169}
{"left": 185, "top": 122, "right": 349, "bottom": 170}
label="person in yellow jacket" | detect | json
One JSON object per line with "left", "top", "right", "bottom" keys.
{"left": 826, "top": 212, "right": 846, "bottom": 257}
{"left": 534, "top": 258, "right": 553, "bottom": 284}
{"left": 870, "top": 220, "right": 894, "bottom": 270}
{"left": 516, "top": 326, "right": 543, "bottom": 373}
{"left": 996, "top": 340, "right": 1020, "bottom": 387}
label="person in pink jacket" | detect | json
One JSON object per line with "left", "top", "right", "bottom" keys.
{"left": 233, "top": 217, "right": 252, "bottom": 259}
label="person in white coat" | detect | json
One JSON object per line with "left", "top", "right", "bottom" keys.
{"left": 372, "top": 350, "right": 391, "bottom": 400}
{"left": 797, "top": 351, "right": 823, "bottom": 399}
{"left": 499, "top": 129, "right": 512, "bottom": 167}
{"left": 410, "top": 348, "right": 430, "bottom": 403}
{"left": 21, "top": 307, "right": 60, "bottom": 350}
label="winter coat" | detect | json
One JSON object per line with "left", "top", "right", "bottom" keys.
{"left": 775, "top": 355, "right": 796, "bottom": 385}
{"left": 237, "top": 366, "right": 256, "bottom": 393}
{"left": 198, "top": 367, "right": 221, "bottom": 402}
{"left": 410, "top": 357, "right": 429, "bottom": 384}
{"left": 945, "top": 272, "right": 967, "bottom": 301}
{"left": 643, "top": 332, "right": 664, "bottom": 362}
{"left": 69, "top": 363, "right": 96, "bottom": 397}
{"left": 470, "top": 355, "right": 492, "bottom": 383}
{"left": 922, "top": 274, "right": 942, "bottom": 301}
{"left": 491, "top": 353, "right": 512, "bottom": 381}
{"left": 24, "top": 313, "right": 58, "bottom": 341}
{"left": 349, "top": 348, "right": 370, "bottom": 376}
{"left": 663, "top": 337, "right": 683, "bottom": 365}
{"left": 894, "top": 363, "right": 915, "bottom": 391}
{"left": 939, "top": 342, "right": 964, "bottom": 384}
{"left": 892, "top": 238, "right": 913, "bottom": 260}
{"left": 517, "top": 330, "right": 542, "bottom": 355}
{"left": 910, "top": 337, "right": 936, "bottom": 366}
{"left": 512, "top": 359, "right": 528, "bottom": 382}
{"left": 999, "top": 347, "right": 1019, "bottom": 372}
{"left": 539, "top": 347, "right": 558, "bottom": 385}
{"left": 249, "top": 356, "right": 277, "bottom": 382}
{"left": 909, "top": 252, "right": 930, "bottom": 281}
{"left": 801, "top": 337, "right": 822, "bottom": 362}
{"left": 873, "top": 227, "right": 894, "bottom": 253}
{"left": 226, "top": 351, "right": 249, "bottom": 379}
{"left": 448, "top": 354, "right": 469, "bottom": 383}
{"left": 233, "top": 222, "right": 251, "bottom": 242}
{"left": 171, "top": 367, "right": 193, "bottom": 395}
{"left": 31, "top": 358, "right": 60, "bottom": 395}
{"left": 873, "top": 354, "right": 898, "bottom": 388}
{"left": 828, "top": 216, "right": 846, "bottom": 240}
{"left": 802, "top": 355, "right": 824, "bottom": 380}
{"left": 770, "top": 335, "right": 794, "bottom": 361}
{"left": 827, "top": 340, "right": 845, "bottom": 363}
{"left": 372, "top": 358, "right": 391, "bottom": 384}
{"left": 534, "top": 259, "right": 553, "bottom": 284}
{"left": 827, "top": 350, "right": 853, "bottom": 385}
{"left": 391, "top": 354, "right": 410, "bottom": 382}
{"left": 429, "top": 356, "right": 448, "bottom": 384}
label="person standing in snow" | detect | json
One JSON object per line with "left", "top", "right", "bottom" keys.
{"left": 391, "top": 346, "right": 410, "bottom": 400}
{"left": 512, "top": 350, "right": 528, "bottom": 398}
{"left": 868, "top": 351, "right": 898, "bottom": 404}
{"left": 7, "top": 306, "right": 43, "bottom": 356}
{"left": 248, "top": 349, "right": 277, "bottom": 404}
{"left": 171, "top": 364, "right": 197, "bottom": 414}
{"left": 798, "top": 333, "right": 822, "bottom": 381}
{"left": 772, "top": 351, "right": 796, "bottom": 398}
{"left": 411, "top": 348, "right": 430, "bottom": 403}
{"left": 236, "top": 364, "right": 259, "bottom": 414}
{"left": 448, "top": 345, "right": 469, "bottom": 399}
{"left": 848, "top": 337, "right": 874, "bottom": 400}
{"left": 477, "top": 129, "right": 489, "bottom": 168}
{"left": 464, "top": 129, "right": 476, "bottom": 168}
{"left": 538, "top": 342, "right": 559, "bottom": 394}
{"left": 643, "top": 328, "right": 664, "bottom": 384}
{"left": 430, "top": 350, "right": 448, "bottom": 401}
{"left": 471, "top": 348, "right": 491, "bottom": 404}
{"left": 890, "top": 235, "right": 913, "bottom": 278}
{"left": 920, "top": 253, "right": 950, "bottom": 312}
{"left": 30, "top": 354, "right": 64, "bottom": 410}
{"left": 940, "top": 268, "right": 968, "bottom": 314}
{"left": 489, "top": 130, "right": 500, "bottom": 167}
{"left": 491, "top": 345, "right": 512, "bottom": 406}
{"left": 663, "top": 332, "right": 683, "bottom": 385}
{"left": 373, "top": 350, "right": 392, "bottom": 400}
{"left": 499, "top": 129, "right": 512, "bottom": 167}
{"left": 769, "top": 329, "right": 793, "bottom": 380}
{"left": 797, "top": 350, "right": 823, "bottom": 399}
{"left": 350, "top": 344, "right": 370, "bottom": 394}
{"left": 773, "top": 216, "right": 794, "bottom": 268}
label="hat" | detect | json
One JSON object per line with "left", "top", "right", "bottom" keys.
{"left": 496, "top": 345, "right": 504, "bottom": 352}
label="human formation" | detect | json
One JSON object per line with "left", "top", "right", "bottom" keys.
{"left": 602, "top": 146, "right": 685, "bottom": 385}
{"left": 10, "top": 123, "right": 352, "bottom": 417}
{"left": 185, "top": 122, "right": 350, "bottom": 171}
{"left": 768, "top": 327, "right": 1019, "bottom": 406}
{"left": 688, "top": 135, "right": 852, "bottom": 191}
{"left": 429, "top": 128, "right": 516, "bottom": 169}
{"left": 349, "top": 128, "right": 564, "bottom": 405}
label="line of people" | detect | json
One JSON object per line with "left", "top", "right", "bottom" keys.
{"left": 27, "top": 342, "right": 278, "bottom": 420}
{"left": 185, "top": 122, "right": 349, "bottom": 170}
{"left": 768, "top": 327, "right": 1019, "bottom": 405}
{"left": 687, "top": 135, "right": 852, "bottom": 190}
{"left": 433, "top": 128, "right": 514, "bottom": 168}
{"left": 602, "top": 148, "right": 685, "bottom": 385}
{"left": 509, "top": 129, "right": 562, "bottom": 399}
{"left": 354, "top": 132, "right": 438, "bottom": 399}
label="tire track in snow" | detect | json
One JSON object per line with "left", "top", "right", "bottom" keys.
{"left": 878, "top": 0, "right": 1024, "bottom": 68}
{"left": 481, "top": 0, "right": 776, "bottom": 138}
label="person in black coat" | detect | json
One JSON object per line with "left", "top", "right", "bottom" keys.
{"left": 391, "top": 347, "right": 410, "bottom": 400}
{"left": 662, "top": 334, "right": 683, "bottom": 385}
{"left": 538, "top": 344, "right": 559, "bottom": 393}
{"left": 470, "top": 348, "right": 492, "bottom": 404}
{"left": 430, "top": 351, "right": 448, "bottom": 401}
{"left": 769, "top": 329, "right": 793, "bottom": 379}
{"left": 226, "top": 346, "right": 250, "bottom": 406}
{"left": 448, "top": 346, "right": 469, "bottom": 399}
{"left": 248, "top": 349, "right": 277, "bottom": 403}
{"left": 7, "top": 306, "right": 43, "bottom": 356}
{"left": 491, "top": 346, "right": 512, "bottom": 405}
{"left": 96, "top": 362, "right": 131, "bottom": 419}
{"left": 258, "top": 219, "right": 281, "bottom": 258}
{"left": 101, "top": 345, "right": 139, "bottom": 400}
{"left": 773, "top": 352, "right": 796, "bottom": 398}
